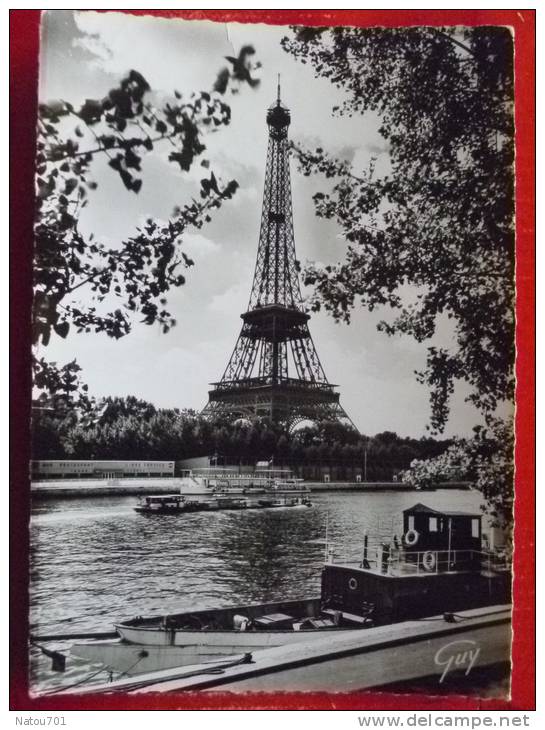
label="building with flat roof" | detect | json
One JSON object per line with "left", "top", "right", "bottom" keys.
{"left": 31, "top": 460, "right": 175, "bottom": 480}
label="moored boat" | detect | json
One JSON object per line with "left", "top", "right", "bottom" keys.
{"left": 72, "top": 603, "right": 512, "bottom": 694}
{"left": 271, "top": 477, "right": 308, "bottom": 492}
{"left": 113, "top": 596, "right": 345, "bottom": 648}
{"left": 68, "top": 503, "right": 510, "bottom": 681}
{"left": 178, "top": 466, "right": 311, "bottom": 497}
{"left": 71, "top": 595, "right": 368, "bottom": 673}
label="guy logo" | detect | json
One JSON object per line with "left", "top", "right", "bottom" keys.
{"left": 434, "top": 639, "right": 481, "bottom": 683}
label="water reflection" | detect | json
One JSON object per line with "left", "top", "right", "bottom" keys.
{"left": 215, "top": 507, "right": 325, "bottom": 603}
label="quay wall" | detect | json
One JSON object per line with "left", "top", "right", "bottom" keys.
{"left": 30, "top": 477, "right": 185, "bottom": 499}
{"left": 30, "top": 478, "right": 469, "bottom": 498}
{"left": 306, "top": 481, "right": 469, "bottom": 492}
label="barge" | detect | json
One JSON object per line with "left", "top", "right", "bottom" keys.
{"left": 61, "top": 504, "right": 511, "bottom": 690}
{"left": 133, "top": 494, "right": 312, "bottom": 515}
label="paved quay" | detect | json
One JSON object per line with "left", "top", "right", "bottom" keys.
{"left": 30, "top": 478, "right": 469, "bottom": 498}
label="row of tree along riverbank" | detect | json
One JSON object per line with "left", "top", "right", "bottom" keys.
{"left": 32, "top": 396, "right": 456, "bottom": 483}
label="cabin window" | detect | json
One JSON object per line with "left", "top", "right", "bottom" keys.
{"left": 429, "top": 517, "right": 438, "bottom": 532}
{"left": 408, "top": 516, "right": 415, "bottom": 531}
{"left": 472, "top": 519, "right": 480, "bottom": 538}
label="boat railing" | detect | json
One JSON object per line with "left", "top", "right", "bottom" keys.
{"left": 387, "top": 549, "right": 478, "bottom": 575}
{"left": 180, "top": 469, "right": 310, "bottom": 493}
{"left": 332, "top": 547, "right": 511, "bottom": 576}
{"left": 190, "top": 468, "right": 294, "bottom": 477}
{"left": 102, "top": 476, "right": 179, "bottom": 482}
{"left": 273, "top": 480, "right": 309, "bottom": 492}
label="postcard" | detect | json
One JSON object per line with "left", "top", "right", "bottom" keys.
{"left": 9, "top": 8, "right": 535, "bottom": 713}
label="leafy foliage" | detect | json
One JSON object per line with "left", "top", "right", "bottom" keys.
{"left": 31, "top": 358, "right": 97, "bottom": 451}
{"left": 34, "top": 68, "right": 245, "bottom": 347}
{"left": 33, "top": 357, "right": 93, "bottom": 414}
{"left": 401, "top": 418, "right": 514, "bottom": 529}
{"left": 32, "top": 396, "right": 452, "bottom": 482}
{"left": 282, "top": 27, "right": 515, "bottom": 433}
{"left": 33, "top": 52, "right": 262, "bottom": 409}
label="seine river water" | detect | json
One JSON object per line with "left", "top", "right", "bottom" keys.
{"left": 29, "top": 489, "right": 493, "bottom": 694}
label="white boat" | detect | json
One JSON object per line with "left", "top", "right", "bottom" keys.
{"left": 71, "top": 596, "right": 361, "bottom": 674}
{"left": 134, "top": 495, "right": 188, "bottom": 514}
{"left": 178, "top": 467, "right": 311, "bottom": 497}
{"left": 71, "top": 604, "right": 512, "bottom": 694}
{"left": 115, "top": 597, "right": 361, "bottom": 647}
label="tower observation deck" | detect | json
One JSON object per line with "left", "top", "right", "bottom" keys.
{"left": 202, "top": 85, "right": 354, "bottom": 431}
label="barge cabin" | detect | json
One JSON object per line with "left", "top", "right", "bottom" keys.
{"left": 321, "top": 504, "right": 510, "bottom": 626}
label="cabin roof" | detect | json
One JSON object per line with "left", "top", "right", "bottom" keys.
{"left": 403, "top": 503, "right": 481, "bottom": 518}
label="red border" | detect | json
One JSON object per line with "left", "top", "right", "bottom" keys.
{"left": 10, "top": 9, "right": 535, "bottom": 711}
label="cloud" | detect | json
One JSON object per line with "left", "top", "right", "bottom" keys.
{"left": 209, "top": 279, "right": 251, "bottom": 314}
{"left": 183, "top": 233, "right": 221, "bottom": 259}
{"left": 74, "top": 11, "right": 228, "bottom": 94}
{"left": 73, "top": 31, "right": 112, "bottom": 65}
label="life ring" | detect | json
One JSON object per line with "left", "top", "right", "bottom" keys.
{"left": 404, "top": 529, "right": 419, "bottom": 547}
{"left": 422, "top": 551, "right": 436, "bottom": 572}
{"left": 348, "top": 577, "right": 358, "bottom": 591}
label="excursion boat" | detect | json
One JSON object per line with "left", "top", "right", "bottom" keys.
{"left": 178, "top": 466, "right": 311, "bottom": 497}
{"left": 134, "top": 494, "right": 312, "bottom": 515}
{"left": 69, "top": 504, "right": 511, "bottom": 681}
{"left": 267, "top": 476, "right": 308, "bottom": 493}
{"left": 134, "top": 495, "right": 187, "bottom": 514}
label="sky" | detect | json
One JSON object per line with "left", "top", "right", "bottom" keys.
{"left": 36, "top": 10, "right": 493, "bottom": 439}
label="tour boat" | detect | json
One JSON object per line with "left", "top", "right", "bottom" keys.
{"left": 133, "top": 495, "right": 187, "bottom": 514}
{"left": 68, "top": 504, "right": 511, "bottom": 681}
{"left": 134, "top": 494, "right": 312, "bottom": 515}
{"left": 177, "top": 467, "right": 311, "bottom": 497}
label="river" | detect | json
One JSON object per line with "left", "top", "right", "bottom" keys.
{"left": 29, "top": 489, "right": 495, "bottom": 695}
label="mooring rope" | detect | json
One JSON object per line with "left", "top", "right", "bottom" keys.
{"left": 414, "top": 607, "right": 510, "bottom": 623}
{"left": 97, "top": 652, "right": 254, "bottom": 694}
{"left": 40, "top": 666, "right": 111, "bottom": 695}
{"left": 114, "top": 650, "right": 149, "bottom": 680}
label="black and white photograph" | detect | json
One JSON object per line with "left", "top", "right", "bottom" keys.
{"left": 22, "top": 9, "right": 523, "bottom": 702}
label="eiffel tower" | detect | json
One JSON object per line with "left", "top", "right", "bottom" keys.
{"left": 203, "top": 83, "right": 354, "bottom": 431}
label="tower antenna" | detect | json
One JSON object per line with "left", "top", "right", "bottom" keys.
{"left": 277, "top": 73, "right": 281, "bottom": 103}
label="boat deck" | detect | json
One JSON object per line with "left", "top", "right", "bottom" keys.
{"left": 71, "top": 604, "right": 511, "bottom": 695}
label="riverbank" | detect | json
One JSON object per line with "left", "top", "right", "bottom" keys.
{"left": 29, "top": 489, "right": 485, "bottom": 695}
{"left": 30, "top": 477, "right": 470, "bottom": 498}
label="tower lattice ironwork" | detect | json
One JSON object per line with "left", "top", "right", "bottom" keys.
{"left": 202, "top": 85, "right": 354, "bottom": 430}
